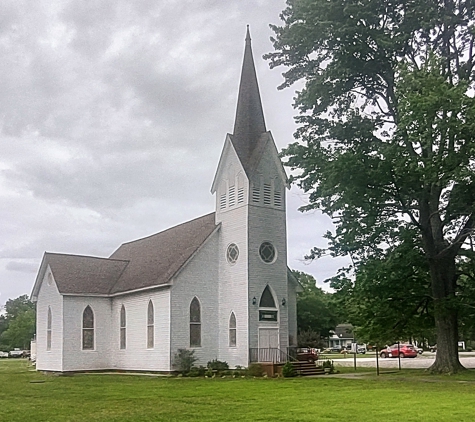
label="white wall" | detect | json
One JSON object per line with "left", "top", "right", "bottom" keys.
{"left": 35, "top": 268, "right": 64, "bottom": 371}
{"left": 62, "top": 296, "right": 112, "bottom": 371}
{"left": 215, "top": 148, "right": 250, "bottom": 368}
{"left": 110, "top": 288, "right": 171, "bottom": 371}
{"left": 247, "top": 139, "right": 289, "bottom": 352}
{"left": 170, "top": 232, "right": 219, "bottom": 368}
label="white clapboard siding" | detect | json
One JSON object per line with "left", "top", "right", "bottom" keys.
{"left": 61, "top": 296, "right": 112, "bottom": 371}
{"left": 110, "top": 288, "right": 171, "bottom": 371}
{"left": 247, "top": 139, "right": 289, "bottom": 352}
{"left": 170, "top": 231, "right": 219, "bottom": 368}
{"left": 35, "top": 268, "right": 64, "bottom": 372}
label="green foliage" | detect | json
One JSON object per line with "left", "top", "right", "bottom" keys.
{"left": 321, "top": 360, "right": 335, "bottom": 374}
{"left": 246, "top": 363, "right": 264, "bottom": 377}
{"left": 207, "top": 359, "right": 229, "bottom": 372}
{"left": 297, "top": 329, "right": 321, "bottom": 349}
{"left": 188, "top": 366, "right": 206, "bottom": 377}
{"left": 282, "top": 361, "right": 297, "bottom": 378}
{"left": 0, "top": 295, "right": 35, "bottom": 350}
{"left": 4, "top": 359, "right": 475, "bottom": 420}
{"left": 268, "top": 0, "right": 475, "bottom": 373}
{"left": 293, "top": 270, "right": 339, "bottom": 338}
{"left": 173, "top": 349, "right": 197, "bottom": 374}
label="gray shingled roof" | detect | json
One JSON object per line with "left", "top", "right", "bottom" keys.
{"left": 33, "top": 213, "right": 218, "bottom": 297}
{"left": 231, "top": 27, "right": 267, "bottom": 175}
{"left": 109, "top": 212, "right": 217, "bottom": 294}
{"left": 44, "top": 253, "right": 129, "bottom": 295}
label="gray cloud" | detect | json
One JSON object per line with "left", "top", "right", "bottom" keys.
{"left": 0, "top": 0, "right": 348, "bottom": 306}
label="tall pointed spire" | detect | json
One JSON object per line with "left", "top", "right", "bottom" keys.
{"left": 232, "top": 26, "right": 267, "bottom": 165}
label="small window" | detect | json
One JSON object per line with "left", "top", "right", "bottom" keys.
{"left": 147, "top": 300, "right": 154, "bottom": 349}
{"left": 226, "top": 243, "right": 239, "bottom": 264}
{"left": 47, "top": 307, "right": 52, "bottom": 351}
{"left": 229, "top": 312, "right": 237, "bottom": 347}
{"left": 220, "top": 193, "right": 226, "bottom": 209}
{"left": 252, "top": 185, "right": 260, "bottom": 203}
{"left": 274, "top": 188, "right": 282, "bottom": 207}
{"left": 228, "top": 185, "right": 236, "bottom": 207}
{"left": 82, "top": 306, "right": 94, "bottom": 350}
{"left": 190, "top": 297, "right": 201, "bottom": 347}
{"left": 259, "top": 242, "right": 276, "bottom": 263}
{"left": 263, "top": 183, "right": 271, "bottom": 205}
{"left": 237, "top": 187, "right": 244, "bottom": 204}
{"left": 120, "top": 305, "right": 126, "bottom": 350}
{"left": 259, "top": 285, "right": 276, "bottom": 308}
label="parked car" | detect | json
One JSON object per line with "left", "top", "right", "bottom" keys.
{"left": 380, "top": 344, "right": 418, "bottom": 358}
{"left": 429, "top": 345, "right": 437, "bottom": 352}
{"left": 357, "top": 346, "right": 367, "bottom": 354}
{"left": 9, "top": 348, "right": 24, "bottom": 358}
{"left": 296, "top": 348, "right": 319, "bottom": 363}
{"left": 0, "top": 351, "right": 9, "bottom": 358}
{"left": 415, "top": 347, "right": 423, "bottom": 355}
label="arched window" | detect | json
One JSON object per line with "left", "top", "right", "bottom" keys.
{"left": 259, "top": 286, "right": 278, "bottom": 322}
{"left": 190, "top": 297, "right": 201, "bottom": 347}
{"left": 259, "top": 285, "right": 276, "bottom": 308}
{"left": 47, "top": 307, "right": 52, "bottom": 351}
{"left": 147, "top": 300, "right": 154, "bottom": 349}
{"left": 120, "top": 305, "right": 126, "bottom": 350}
{"left": 229, "top": 312, "right": 236, "bottom": 347}
{"left": 82, "top": 306, "right": 94, "bottom": 350}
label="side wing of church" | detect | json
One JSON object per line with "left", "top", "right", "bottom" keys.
{"left": 30, "top": 29, "right": 301, "bottom": 372}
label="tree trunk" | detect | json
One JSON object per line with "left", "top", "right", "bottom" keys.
{"left": 428, "top": 255, "right": 465, "bottom": 374}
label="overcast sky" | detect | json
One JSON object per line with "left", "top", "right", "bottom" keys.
{"left": 0, "top": 0, "right": 349, "bottom": 308}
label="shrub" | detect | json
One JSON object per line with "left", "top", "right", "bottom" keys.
{"left": 321, "top": 359, "right": 334, "bottom": 374}
{"left": 207, "top": 359, "right": 229, "bottom": 372}
{"left": 246, "top": 363, "right": 264, "bottom": 377}
{"left": 282, "top": 361, "right": 297, "bottom": 378}
{"left": 173, "top": 349, "right": 197, "bottom": 374}
{"left": 188, "top": 366, "right": 206, "bottom": 377}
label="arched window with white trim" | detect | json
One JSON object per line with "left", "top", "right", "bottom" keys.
{"left": 190, "top": 297, "right": 201, "bottom": 347}
{"left": 82, "top": 306, "right": 94, "bottom": 350}
{"left": 229, "top": 312, "right": 236, "bottom": 347}
{"left": 147, "top": 300, "right": 154, "bottom": 349}
{"left": 47, "top": 307, "right": 52, "bottom": 351}
{"left": 120, "top": 305, "right": 126, "bottom": 350}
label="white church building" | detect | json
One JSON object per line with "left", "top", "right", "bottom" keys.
{"left": 31, "top": 29, "right": 301, "bottom": 372}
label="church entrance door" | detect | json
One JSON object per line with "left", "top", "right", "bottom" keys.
{"left": 258, "top": 328, "right": 280, "bottom": 362}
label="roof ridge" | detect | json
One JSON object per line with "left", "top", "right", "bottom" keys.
{"left": 114, "top": 212, "right": 216, "bottom": 248}
{"left": 45, "top": 252, "right": 129, "bottom": 263}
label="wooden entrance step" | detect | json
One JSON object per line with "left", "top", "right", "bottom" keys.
{"left": 291, "top": 361, "right": 325, "bottom": 376}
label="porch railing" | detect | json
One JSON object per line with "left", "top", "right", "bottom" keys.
{"left": 249, "top": 348, "right": 296, "bottom": 363}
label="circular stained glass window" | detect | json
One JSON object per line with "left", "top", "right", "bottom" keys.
{"left": 226, "top": 243, "right": 239, "bottom": 264}
{"left": 259, "top": 242, "right": 276, "bottom": 263}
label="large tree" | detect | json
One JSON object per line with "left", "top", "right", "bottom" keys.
{"left": 267, "top": 0, "right": 475, "bottom": 373}
{"left": 293, "top": 270, "right": 339, "bottom": 341}
{"left": 0, "top": 295, "right": 36, "bottom": 350}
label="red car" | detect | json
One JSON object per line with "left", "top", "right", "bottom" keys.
{"left": 296, "top": 348, "right": 319, "bottom": 363}
{"left": 380, "top": 344, "right": 418, "bottom": 358}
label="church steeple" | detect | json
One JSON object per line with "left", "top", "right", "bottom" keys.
{"left": 232, "top": 26, "right": 267, "bottom": 167}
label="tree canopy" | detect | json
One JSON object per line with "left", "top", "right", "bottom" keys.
{"left": 0, "top": 295, "right": 35, "bottom": 350}
{"left": 267, "top": 0, "right": 475, "bottom": 373}
{"left": 293, "top": 270, "right": 339, "bottom": 346}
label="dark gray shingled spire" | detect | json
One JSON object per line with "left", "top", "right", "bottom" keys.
{"left": 231, "top": 26, "right": 267, "bottom": 168}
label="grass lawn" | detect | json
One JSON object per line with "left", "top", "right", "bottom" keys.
{"left": 2, "top": 360, "right": 475, "bottom": 421}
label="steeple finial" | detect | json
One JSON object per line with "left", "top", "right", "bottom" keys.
{"left": 232, "top": 26, "right": 266, "bottom": 165}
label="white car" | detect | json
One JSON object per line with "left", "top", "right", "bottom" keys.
{"left": 0, "top": 351, "right": 9, "bottom": 358}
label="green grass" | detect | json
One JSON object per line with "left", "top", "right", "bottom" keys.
{"left": 2, "top": 360, "right": 475, "bottom": 421}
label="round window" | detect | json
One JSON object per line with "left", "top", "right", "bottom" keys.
{"left": 259, "top": 242, "right": 276, "bottom": 263}
{"left": 226, "top": 243, "right": 239, "bottom": 264}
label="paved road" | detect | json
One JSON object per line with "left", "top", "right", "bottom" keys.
{"left": 333, "top": 352, "right": 475, "bottom": 369}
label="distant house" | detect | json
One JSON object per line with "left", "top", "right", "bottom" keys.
{"left": 30, "top": 29, "right": 301, "bottom": 373}
{"left": 328, "top": 324, "right": 354, "bottom": 350}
